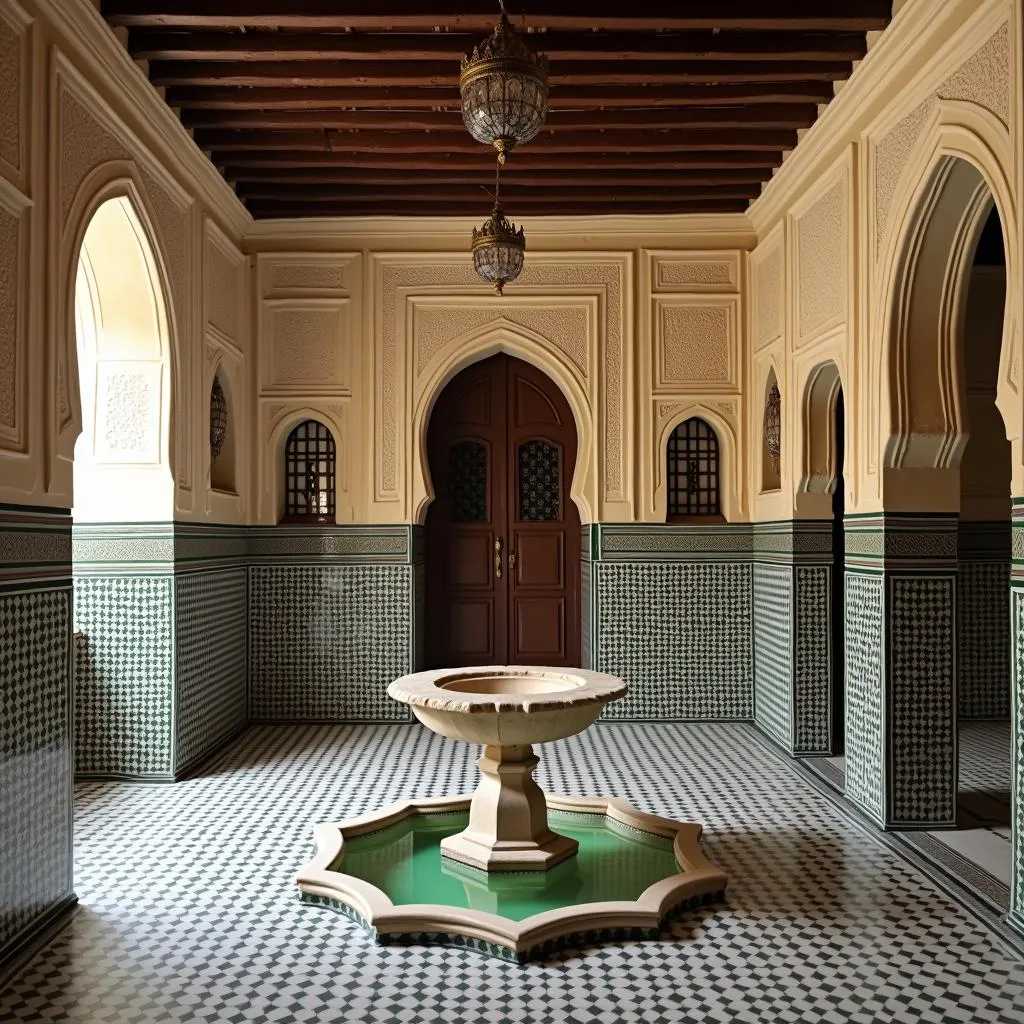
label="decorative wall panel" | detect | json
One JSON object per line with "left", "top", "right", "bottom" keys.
{"left": 654, "top": 299, "right": 737, "bottom": 392}
{"left": 174, "top": 568, "right": 247, "bottom": 773}
{"left": 262, "top": 301, "right": 350, "bottom": 395}
{"left": 0, "top": 199, "right": 25, "bottom": 446}
{"left": 73, "top": 575, "right": 174, "bottom": 777}
{"left": 205, "top": 228, "right": 245, "bottom": 347}
{"left": 595, "top": 561, "right": 752, "bottom": 720}
{"left": 650, "top": 252, "right": 740, "bottom": 293}
{"left": 0, "top": 3, "right": 28, "bottom": 176}
{"left": 0, "top": 588, "right": 73, "bottom": 963}
{"left": 249, "top": 564, "right": 413, "bottom": 721}
{"left": 752, "top": 562, "right": 792, "bottom": 749}
{"left": 795, "top": 179, "right": 846, "bottom": 344}
{"left": 753, "top": 240, "right": 783, "bottom": 348}
{"left": 844, "top": 573, "right": 885, "bottom": 822}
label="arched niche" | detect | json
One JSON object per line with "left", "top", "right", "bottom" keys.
{"left": 71, "top": 193, "right": 174, "bottom": 522}
{"left": 411, "top": 323, "right": 594, "bottom": 525}
{"left": 207, "top": 358, "right": 237, "bottom": 496}
{"left": 653, "top": 405, "right": 739, "bottom": 523}
{"left": 876, "top": 110, "right": 1019, "bottom": 509}
{"left": 761, "top": 365, "right": 782, "bottom": 493}
{"left": 796, "top": 360, "right": 846, "bottom": 520}
{"left": 266, "top": 408, "right": 346, "bottom": 525}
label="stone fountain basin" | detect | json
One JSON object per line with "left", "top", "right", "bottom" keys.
{"left": 386, "top": 666, "right": 627, "bottom": 747}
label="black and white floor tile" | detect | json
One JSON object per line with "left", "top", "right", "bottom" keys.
{"left": 2, "top": 722, "right": 1022, "bottom": 1023}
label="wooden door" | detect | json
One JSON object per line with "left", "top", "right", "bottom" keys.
{"left": 426, "top": 355, "right": 580, "bottom": 668}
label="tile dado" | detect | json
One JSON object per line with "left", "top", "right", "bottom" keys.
{"left": 1010, "top": 585, "right": 1024, "bottom": 934}
{"left": 843, "top": 515, "right": 958, "bottom": 829}
{"left": 247, "top": 525, "right": 423, "bottom": 722}
{"left": 0, "top": 506, "right": 75, "bottom": 975}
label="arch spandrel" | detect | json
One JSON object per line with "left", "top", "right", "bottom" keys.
{"left": 874, "top": 106, "right": 1021, "bottom": 507}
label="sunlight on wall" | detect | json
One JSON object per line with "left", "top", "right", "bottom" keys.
{"left": 72, "top": 196, "right": 174, "bottom": 522}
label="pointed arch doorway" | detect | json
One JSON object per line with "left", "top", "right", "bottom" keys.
{"left": 425, "top": 354, "right": 581, "bottom": 668}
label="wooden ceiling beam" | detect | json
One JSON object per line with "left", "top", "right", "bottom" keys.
{"left": 165, "top": 82, "right": 836, "bottom": 110}
{"left": 222, "top": 168, "right": 771, "bottom": 188}
{"left": 215, "top": 150, "right": 780, "bottom": 170}
{"left": 103, "top": 1, "right": 892, "bottom": 33}
{"left": 196, "top": 127, "right": 798, "bottom": 152}
{"left": 235, "top": 183, "right": 762, "bottom": 202}
{"left": 245, "top": 199, "right": 752, "bottom": 217}
{"left": 128, "top": 29, "right": 867, "bottom": 63}
{"left": 148, "top": 60, "right": 854, "bottom": 88}
{"left": 182, "top": 104, "right": 819, "bottom": 132}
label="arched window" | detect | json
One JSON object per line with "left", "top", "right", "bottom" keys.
{"left": 282, "top": 419, "right": 336, "bottom": 523}
{"left": 666, "top": 417, "right": 721, "bottom": 520}
{"left": 762, "top": 369, "right": 782, "bottom": 492}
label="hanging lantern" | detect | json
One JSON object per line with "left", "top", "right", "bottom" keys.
{"left": 460, "top": 3, "right": 549, "bottom": 164}
{"left": 471, "top": 199, "right": 525, "bottom": 295}
{"left": 764, "top": 382, "right": 782, "bottom": 471}
{"left": 210, "top": 374, "right": 227, "bottom": 459}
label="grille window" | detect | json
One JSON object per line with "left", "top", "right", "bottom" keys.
{"left": 448, "top": 440, "right": 488, "bottom": 522}
{"left": 283, "top": 419, "right": 336, "bottom": 523}
{"left": 667, "top": 418, "right": 720, "bottom": 518}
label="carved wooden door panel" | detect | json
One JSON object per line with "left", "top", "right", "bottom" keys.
{"left": 425, "top": 355, "right": 580, "bottom": 669}
{"left": 425, "top": 357, "right": 508, "bottom": 667}
{"left": 506, "top": 359, "right": 581, "bottom": 666}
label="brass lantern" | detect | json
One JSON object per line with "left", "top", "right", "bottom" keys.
{"left": 210, "top": 373, "right": 227, "bottom": 460}
{"left": 471, "top": 198, "right": 525, "bottom": 296}
{"left": 764, "top": 382, "right": 782, "bottom": 472}
{"left": 460, "top": 2, "right": 549, "bottom": 164}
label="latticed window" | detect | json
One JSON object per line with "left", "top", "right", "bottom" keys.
{"left": 282, "top": 419, "right": 336, "bottom": 523}
{"left": 667, "top": 418, "right": 720, "bottom": 519}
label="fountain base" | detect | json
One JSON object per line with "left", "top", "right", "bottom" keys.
{"left": 296, "top": 792, "right": 727, "bottom": 962}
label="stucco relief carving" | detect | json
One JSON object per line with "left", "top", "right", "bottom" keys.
{"left": 272, "top": 261, "right": 348, "bottom": 293}
{"left": 797, "top": 180, "right": 846, "bottom": 343}
{"left": 100, "top": 370, "right": 151, "bottom": 455}
{"left": 937, "top": 24, "right": 1010, "bottom": 130}
{"left": 378, "top": 258, "right": 625, "bottom": 502}
{"left": 754, "top": 244, "right": 782, "bottom": 347}
{"left": 205, "top": 236, "right": 243, "bottom": 342}
{"left": 656, "top": 260, "right": 735, "bottom": 291}
{"left": 874, "top": 96, "right": 936, "bottom": 257}
{"left": 0, "top": 7, "right": 24, "bottom": 174}
{"left": 414, "top": 305, "right": 590, "bottom": 379}
{"left": 0, "top": 205, "right": 19, "bottom": 436}
{"left": 269, "top": 305, "right": 348, "bottom": 390}
{"left": 59, "top": 88, "right": 130, "bottom": 222}
{"left": 658, "top": 304, "right": 732, "bottom": 387}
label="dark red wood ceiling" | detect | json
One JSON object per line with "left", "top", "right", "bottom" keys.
{"left": 101, "top": 2, "right": 891, "bottom": 219}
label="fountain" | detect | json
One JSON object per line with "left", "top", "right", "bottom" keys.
{"left": 296, "top": 666, "right": 726, "bottom": 961}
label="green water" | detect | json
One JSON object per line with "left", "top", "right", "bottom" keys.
{"left": 340, "top": 810, "right": 681, "bottom": 921}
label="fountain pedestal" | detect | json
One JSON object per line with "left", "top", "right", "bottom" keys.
{"left": 387, "top": 667, "right": 626, "bottom": 872}
{"left": 441, "top": 743, "right": 578, "bottom": 871}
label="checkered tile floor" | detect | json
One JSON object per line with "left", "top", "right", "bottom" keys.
{"left": 2, "top": 723, "right": 1022, "bottom": 1023}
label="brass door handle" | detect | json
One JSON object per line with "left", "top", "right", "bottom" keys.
{"left": 495, "top": 536, "right": 503, "bottom": 579}
{"left": 509, "top": 550, "right": 517, "bottom": 572}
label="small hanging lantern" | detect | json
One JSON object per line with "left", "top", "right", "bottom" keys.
{"left": 460, "top": 1, "right": 549, "bottom": 165}
{"left": 471, "top": 198, "right": 526, "bottom": 296}
{"left": 764, "top": 382, "right": 782, "bottom": 472}
{"left": 210, "top": 373, "right": 227, "bottom": 459}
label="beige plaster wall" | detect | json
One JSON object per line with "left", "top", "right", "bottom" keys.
{"left": 0, "top": 0, "right": 251, "bottom": 523}
{"left": 2, "top": 0, "right": 1021, "bottom": 528}
{"left": 747, "top": 0, "right": 1022, "bottom": 517}
{"left": 248, "top": 220, "right": 754, "bottom": 525}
